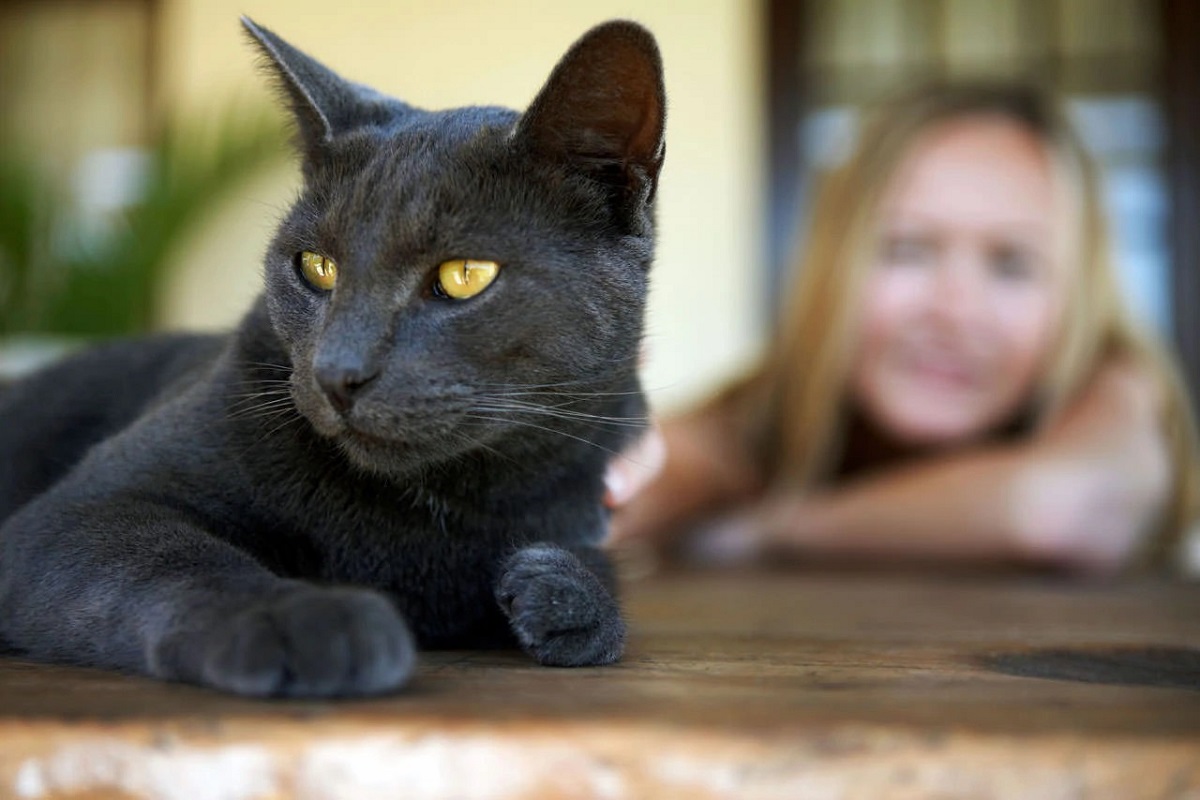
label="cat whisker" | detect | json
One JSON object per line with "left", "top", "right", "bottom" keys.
{"left": 237, "top": 361, "right": 294, "bottom": 373}
{"left": 229, "top": 393, "right": 295, "bottom": 407}
{"left": 510, "top": 397, "right": 601, "bottom": 413}
{"left": 472, "top": 410, "right": 646, "bottom": 433}
{"left": 473, "top": 397, "right": 647, "bottom": 420}
{"left": 473, "top": 375, "right": 635, "bottom": 392}
{"left": 226, "top": 392, "right": 294, "bottom": 410}
{"left": 229, "top": 378, "right": 293, "bottom": 388}
{"left": 226, "top": 397, "right": 299, "bottom": 421}
{"left": 487, "top": 389, "right": 645, "bottom": 400}
{"left": 228, "top": 409, "right": 297, "bottom": 424}
{"left": 470, "top": 400, "right": 648, "bottom": 429}
{"left": 477, "top": 393, "right": 643, "bottom": 416}
{"left": 240, "top": 410, "right": 306, "bottom": 456}
{"left": 227, "top": 386, "right": 294, "bottom": 400}
{"left": 442, "top": 427, "right": 522, "bottom": 470}
{"left": 227, "top": 399, "right": 293, "bottom": 413}
{"left": 230, "top": 378, "right": 293, "bottom": 387}
{"left": 483, "top": 377, "right": 680, "bottom": 398}
{"left": 227, "top": 388, "right": 293, "bottom": 400}
{"left": 462, "top": 412, "right": 627, "bottom": 461}
{"left": 481, "top": 394, "right": 644, "bottom": 414}
{"left": 472, "top": 364, "right": 640, "bottom": 392}
{"left": 227, "top": 384, "right": 292, "bottom": 393}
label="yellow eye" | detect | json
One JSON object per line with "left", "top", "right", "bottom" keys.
{"left": 436, "top": 259, "right": 500, "bottom": 300}
{"left": 299, "top": 251, "right": 338, "bottom": 291}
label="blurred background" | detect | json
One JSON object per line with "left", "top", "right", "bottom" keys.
{"left": 0, "top": 0, "right": 1196, "bottom": 413}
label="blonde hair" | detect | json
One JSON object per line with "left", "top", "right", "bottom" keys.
{"left": 748, "top": 82, "right": 1200, "bottom": 568}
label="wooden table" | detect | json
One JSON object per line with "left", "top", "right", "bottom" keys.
{"left": 0, "top": 571, "right": 1196, "bottom": 799}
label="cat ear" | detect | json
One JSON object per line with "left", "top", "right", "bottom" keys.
{"left": 516, "top": 21, "right": 666, "bottom": 226}
{"left": 241, "top": 17, "right": 402, "bottom": 157}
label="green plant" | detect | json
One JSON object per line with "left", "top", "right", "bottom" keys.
{"left": 0, "top": 108, "right": 288, "bottom": 338}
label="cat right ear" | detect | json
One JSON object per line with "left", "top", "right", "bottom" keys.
{"left": 515, "top": 21, "right": 666, "bottom": 232}
{"left": 242, "top": 18, "right": 402, "bottom": 159}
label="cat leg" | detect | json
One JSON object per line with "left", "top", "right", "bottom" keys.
{"left": 0, "top": 500, "right": 416, "bottom": 697}
{"left": 494, "top": 543, "right": 625, "bottom": 666}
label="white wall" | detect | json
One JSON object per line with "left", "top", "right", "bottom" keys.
{"left": 157, "top": 0, "right": 765, "bottom": 410}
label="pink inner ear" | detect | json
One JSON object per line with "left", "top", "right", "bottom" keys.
{"left": 598, "top": 39, "right": 664, "bottom": 160}
{"left": 518, "top": 21, "right": 665, "bottom": 169}
{"left": 628, "top": 91, "right": 665, "bottom": 162}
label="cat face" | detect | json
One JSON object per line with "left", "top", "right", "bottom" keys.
{"left": 243, "top": 20, "right": 665, "bottom": 475}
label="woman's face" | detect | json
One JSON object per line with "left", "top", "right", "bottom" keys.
{"left": 849, "top": 115, "right": 1071, "bottom": 448}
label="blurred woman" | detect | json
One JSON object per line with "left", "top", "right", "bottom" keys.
{"left": 609, "top": 83, "right": 1200, "bottom": 574}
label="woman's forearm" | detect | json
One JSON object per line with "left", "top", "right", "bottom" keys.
{"left": 757, "top": 449, "right": 1033, "bottom": 564}
{"left": 756, "top": 362, "right": 1171, "bottom": 573}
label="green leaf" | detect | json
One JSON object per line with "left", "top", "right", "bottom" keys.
{"left": 0, "top": 105, "right": 288, "bottom": 338}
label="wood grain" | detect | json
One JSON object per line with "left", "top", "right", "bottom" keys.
{"left": 0, "top": 571, "right": 1196, "bottom": 799}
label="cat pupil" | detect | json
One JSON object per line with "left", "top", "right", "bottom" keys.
{"left": 299, "top": 251, "right": 338, "bottom": 291}
{"left": 436, "top": 259, "right": 500, "bottom": 300}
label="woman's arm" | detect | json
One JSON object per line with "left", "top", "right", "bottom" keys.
{"left": 747, "top": 359, "right": 1172, "bottom": 574}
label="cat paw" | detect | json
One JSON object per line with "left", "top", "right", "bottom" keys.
{"left": 199, "top": 587, "right": 416, "bottom": 698}
{"left": 496, "top": 544, "right": 625, "bottom": 667}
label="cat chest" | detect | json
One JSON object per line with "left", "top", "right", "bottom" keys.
{"left": 306, "top": 510, "right": 516, "bottom": 644}
{"left": 253, "top": 484, "right": 589, "bottom": 645}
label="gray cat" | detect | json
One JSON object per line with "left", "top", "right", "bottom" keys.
{"left": 0, "top": 18, "right": 664, "bottom": 697}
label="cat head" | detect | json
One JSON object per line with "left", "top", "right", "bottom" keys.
{"left": 242, "top": 18, "right": 665, "bottom": 476}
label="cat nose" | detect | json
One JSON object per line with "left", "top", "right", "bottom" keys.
{"left": 314, "top": 363, "right": 379, "bottom": 414}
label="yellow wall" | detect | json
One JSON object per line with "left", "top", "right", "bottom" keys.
{"left": 1, "top": 0, "right": 150, "bottom": 179}
{"left": 157, "top": 0, "right": 765, "bottom": 410}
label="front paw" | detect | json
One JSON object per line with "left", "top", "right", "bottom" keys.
{"left": 200, "top": 586, "right": 416, "bottom": 698}
{"left": 496, "top": 544, "right": 625, "bottom": 667}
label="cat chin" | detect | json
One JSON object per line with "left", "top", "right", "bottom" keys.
{"left": 291, "top": 397, "right": 471, "bottom": 477}
{"left": 335, "top": 431, "right": 449, "bottom": 479}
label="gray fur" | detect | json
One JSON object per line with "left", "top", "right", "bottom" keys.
{"left": 0, "top": 19, "right": 664, "bottom": 697}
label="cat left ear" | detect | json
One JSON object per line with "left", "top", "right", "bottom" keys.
{"left": 242, "top": 17, "right": 403, "bottom": 158}
{"left": 515, "top": 21, "right": 666, "bottom": 230}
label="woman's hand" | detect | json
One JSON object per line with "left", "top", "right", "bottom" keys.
{"left": 604, "top": 403, "right": 766, "bottom": 552}
{"left": 603, "top": 424, "right": 667, "bottom": 511}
